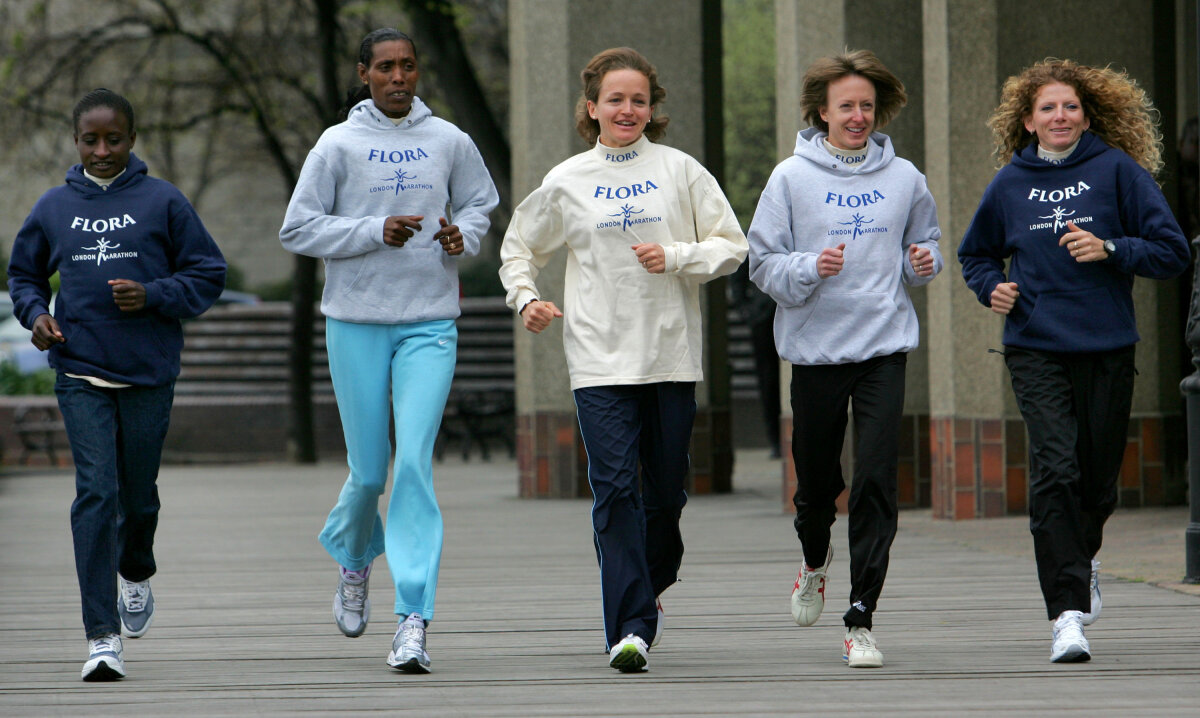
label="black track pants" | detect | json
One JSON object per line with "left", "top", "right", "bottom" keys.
{"left": 1005, "top": 346, "right": 1134, "bottom": 620}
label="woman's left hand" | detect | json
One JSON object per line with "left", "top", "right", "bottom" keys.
{"left": 1059, "top": 221, "right": 1105, "bottom": 263}
{"left": 435, "top": 218, "right": 464, "bottom": 256}
{"left": 632, "top": 243, "right": 665, "bottom": 274}
{"left": 109, "top": 279, "right": 146, "bottom": 312}
{"left": 909, "top": 245, "right": 935, "bottom": 277}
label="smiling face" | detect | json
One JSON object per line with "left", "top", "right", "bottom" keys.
{"left": 1024, "top": 81, "right": 1090, "bottom": 153}
{"left": 74, "top": 106, "right": 135, "bottom": 179}
{"left": 587, "top": 68, "right": 652, "bottom": 148}
{"left": 819, "top": 74, "right": 876, "bottom": 151}
{"left": 359, "top": 39, "right": 420, "bottom": 119}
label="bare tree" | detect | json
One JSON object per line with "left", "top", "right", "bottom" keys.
{"left": 0, "top": 0, "right": 513, "bottom": 462}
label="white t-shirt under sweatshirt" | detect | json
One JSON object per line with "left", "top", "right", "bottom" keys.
{"left": 500, "top": 135, "right": 748, "bottom": 389}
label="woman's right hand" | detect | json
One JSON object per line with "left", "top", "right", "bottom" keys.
{"left": 990, "top": 282, "right": 1019, "bottom": 315}
{"left": 31, "top": 313, "right": 65, "bottom": 350}
{"left": 817, "top": 243, "right": 846, "bottom": 278}
{"left": 520, "top": 300, "right": 563, "bottom": 334}
{"left": 383, "top": 215, "right": 425, "bottom": 247}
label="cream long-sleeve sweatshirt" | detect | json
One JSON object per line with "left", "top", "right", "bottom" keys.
{"left": 500, "top": 135, "right": 747, "bottom": 389}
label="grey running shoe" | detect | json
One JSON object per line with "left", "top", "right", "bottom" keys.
{"left": 1082, "top": 559, "right": 1102, "bottom": 626}
{"left": 387, "top": 613, "right": 431, "bottom": 673}
{"left": 334, "top": 564, "right": 371, "bottom": 637}
{"left": 1050, "top": 610, "right": 1091, "bottom": 663}
{"left": 118, "top": 575, "right": 154, "bottom": 639}
{"left": 81, "top": 633, "right": 126, "bottom": 681}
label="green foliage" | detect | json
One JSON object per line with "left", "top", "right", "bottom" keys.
{"left": 225, "top": 263, "right": 246, "bottom": 292}
{"left": 0, "top": 362, "right": 55, "bottom": 395}
{"left": 723, "top": 0, "right": 777, "bottom": 231}
{"left": 459, "top": 259, "right": 504, "bottom": 297}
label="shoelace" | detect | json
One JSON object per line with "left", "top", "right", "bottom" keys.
{"left": 91, "top": 635, "right": 120, "bottom": 654}
{"left": 400, "top": 619, "right": 425, "bottom": 654}
{"left": 121, "top": 581, "right": 148, "bottom": 612}
{"left": 339, "top": 579, "right": 367, "bottom": 612}
{"left": 850, "top": 629, "right": 877, "bottom": 650}
{"left": 1055, "top": 613, "right": 1085, "bottom": 642}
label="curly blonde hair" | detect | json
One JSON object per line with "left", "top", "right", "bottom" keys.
{"left": 988, "top": 58, "right": 1163, "bottom": 174}
{"left": 574, "top": 47, "right": 669, "bottom": 145}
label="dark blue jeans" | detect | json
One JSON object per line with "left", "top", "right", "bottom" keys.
{"left": 55, "top": 374, "right": 174, "bottom": 639}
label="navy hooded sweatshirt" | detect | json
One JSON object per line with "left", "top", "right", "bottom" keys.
{"left": 958, "top": 131, "right": 1189, "bottom": 352}
{"left": 7, "top": 153, "right": 226, "bottom": 386}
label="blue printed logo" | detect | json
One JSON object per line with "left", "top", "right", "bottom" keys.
{"left": 594, "top": 203, "right": 664, "bottom": 231}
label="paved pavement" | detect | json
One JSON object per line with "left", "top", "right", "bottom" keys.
{"left": 1, "top": 449, "right": 1197, "bottom": 716}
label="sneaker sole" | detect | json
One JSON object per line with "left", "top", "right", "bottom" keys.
{"left": 845, "top": 654, "right": 884, "bottom": 668}
{"left": 1051, "top": 647, "right": 1091, "bottom": 663}
{"left": 388, "top": 656, "right": 432, "bottom": 674}
{"left": 82, "top": 658, "right": 125, "bottom": 681}
{"left": 609, "top": 646, "right": 648, "bottom": 673}
{"left": 791, "top": 594, "right": 823, "bottom": 626}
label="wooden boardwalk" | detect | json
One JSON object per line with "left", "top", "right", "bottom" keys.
{"left": 1, "top": 451, "right": 1197, "bottom": 716}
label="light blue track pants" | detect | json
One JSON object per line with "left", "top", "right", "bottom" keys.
{"left": 319, "top": 317, "right": 456, "bottom": 620}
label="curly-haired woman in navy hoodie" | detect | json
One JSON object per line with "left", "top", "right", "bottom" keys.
{"left": 959, "top": 59, "right": 1189, "bottom": 664}
{"left": 7, "top": 89, "right": 226, "bottom": 681}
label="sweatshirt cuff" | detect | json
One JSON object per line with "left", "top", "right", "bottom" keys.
{"left": 663, "top": 244, "right": 681, "bottom": 273}
{"left": 143, "top": 282, "right": 163, "bottom": 310}
{"left": 512, "top": 288, "right": 539, "bottom": 314}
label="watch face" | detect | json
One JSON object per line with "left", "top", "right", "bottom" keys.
{"left": 1104, "top": 240, "right": 1116, "bottom": 255}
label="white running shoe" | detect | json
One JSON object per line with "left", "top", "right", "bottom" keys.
{"left": 791, "top": 545, "right": 833, "bottom": 626}
{"left": 651, "top": 597, "right": 664, "bottom": 648}
{"left": 843, "top": 626, "right": 884, "bottom": 668}
{"left": 387, "top": 613, "right": 432, "bottom": 673}
{"left": 608, "top": 634, "right": 649, "bottom": 673}
{"left": 1050, "top": 610, "right": 1091, "bottom": 663}
{"left": 117, "top": 575, "right": 154, "bottom": 639}
{"left": 81, "top": 633, "right": 126, "bottom": 681}
{"left": 1081, "top": 559, "right": 1102, "bottom": 626}
{"left": 333, "top": 564, "right": 371, "bottom": 638}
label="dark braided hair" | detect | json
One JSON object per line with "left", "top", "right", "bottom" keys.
{"left": 72, "top": 88, "right": 135, "bottom": 135}
{"left": 337, "top": 28, "right": 418, "bottom": 122}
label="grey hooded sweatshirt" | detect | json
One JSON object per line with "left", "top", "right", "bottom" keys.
{"left": 280, "top": 98, "right": 499, "bottom": 324}
{"left": 747, "top": 128, "right": 942, "bottom": 365}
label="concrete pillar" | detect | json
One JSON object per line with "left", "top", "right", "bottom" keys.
{"left": 773, "top": 0, "right": 930, "bottom": 511}
{"left": 924, "top": 0, "right": 1187, "bottom": 518}
{"left": 508, "top": 0, "right": 733, "bottom": 497}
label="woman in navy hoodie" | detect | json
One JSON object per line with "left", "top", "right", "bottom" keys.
{"left": 959, "top": 59, "right": 1188, "bottom": 664}
{"left": 7, "top": 89, "right": 226, "bottom": 681}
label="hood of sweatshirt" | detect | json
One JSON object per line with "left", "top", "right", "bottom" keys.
{"left": 345, "top": 96, "right": 433, "bottom": 132}
{"left": 792, "top": 127, "right": 897, "bottom": 176}
{"left": 64, "top": 153, "right": 149, "bottom": 197}
{"left": 1009, "top": 130, "right": 1110, "bottom": 171}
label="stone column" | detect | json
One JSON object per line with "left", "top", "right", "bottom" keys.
{"left": 509, "top": 0, "right": 733, "bottom": 497}
{"left": 774, "top": 0, "right": 930, "bottom": 511}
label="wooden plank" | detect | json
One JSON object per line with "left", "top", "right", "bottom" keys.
{"left": 1, "top": 451, "right": 1196, "bottom": 715}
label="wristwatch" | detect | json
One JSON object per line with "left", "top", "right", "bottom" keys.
{"left": 1103, "top": 239, "right": 1117, "bottom": 258}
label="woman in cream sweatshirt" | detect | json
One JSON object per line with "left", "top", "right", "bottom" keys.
{"left": 499, "top": 47, "right": 747, "bottom": 673}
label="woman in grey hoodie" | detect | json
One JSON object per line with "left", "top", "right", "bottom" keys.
{"left": 279, "top": 28, "right": 498, "bottom": 674}
{"left": 747, "top": 50, "right": 942, "bottom": 668}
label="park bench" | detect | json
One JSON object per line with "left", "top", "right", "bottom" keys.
{"left": 176, "top": 298, "right": 516, "bottom": 461}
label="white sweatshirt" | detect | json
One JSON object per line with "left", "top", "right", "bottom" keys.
{"left": 500, "top": 135, "right": 747, "bottom": 389}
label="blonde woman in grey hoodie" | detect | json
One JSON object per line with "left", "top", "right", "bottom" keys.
{"left": 747, "top": 50, "right": 942, "bottom": 668}
{"left": 279, "top": 28, "right": 498, "bottom": 674}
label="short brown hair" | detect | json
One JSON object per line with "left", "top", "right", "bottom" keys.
{"left": 574, "top": 47, "right": 669, "bottom": 145}
{"left": 800, "top": 49, "right": 907, "bottom": 132}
